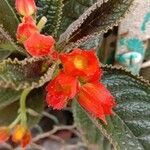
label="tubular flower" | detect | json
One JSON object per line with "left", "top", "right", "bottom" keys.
{"left": 24, "top": 32, "right": 55, "bottom": 56}
{"left": 77, "top": 83, "right": 116, "bottom": 124}
{"left": 16, "top": 18, "right": 39, "bottom": 43}
{"left": 60, "top": 48, "right": 103, "bottom": 82}
{"left": 0, "top": 127, "right": 10, "bottom": 143}
{"left": 46, "top": 72, "right": 78, "bottom": 110}
{"left": 12, "top": 125, "right": 31, "bottom": 148}
{"left": 15, "top": 0, "right": 36, "bottom": 16}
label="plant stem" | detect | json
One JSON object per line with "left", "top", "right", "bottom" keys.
{"left": 20, "top": 89, "right": 31, "bottom": 126}
{"left": 9, "top": 114, "right": 21, "bottom": 129}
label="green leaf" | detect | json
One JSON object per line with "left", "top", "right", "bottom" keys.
{"left": 58, "top": 0, "right": 133, "bottom": 49}
{"left": 0, "top": 88, "right": 21, "bottom": 109}
{"left": 0, "top": 0, "right": 19, "bottom": 39}
{"left": 0, "top": 57, "right": 56, "bottom": 90}
{"left": 36, "top": 0, "right": 64, "bottom": 37}
{"left": 58, "top": 0, "right": 97, "bottom": 36}
{"left": 0, "top": 26, "right": 26, "bottom": 57}
{"left": 73, "top": 65, "right": 150, "bottom": 150}
{"left": 0, "top": 88, "right": 44, "bottom": 128}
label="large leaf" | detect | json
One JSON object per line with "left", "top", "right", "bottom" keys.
{"left": 0, "top": 57, "right": 56, "bottom": 90}
{"left": 58, "top": 0, "right": 97, "bottom": 36}
{"left": 0, "top": 0, "right": 19, "bottom": 39}
{"left": 0, "top": 26, "right": 26, "bottom": 58}
{"left": 0, "top": 88, "right": 21, "bottom": 109}
{"left": 73, "top": 65, "right": 150, "bottom": 150}
{"left": 0, "top": 88, "right": 44, "bottom": 128}
{"left": 58, "top": 0, "right": 133, "bottom": 49}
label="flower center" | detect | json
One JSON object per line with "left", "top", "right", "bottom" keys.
{"left": 74, "top": 56, "right": 87, "bottom": 70}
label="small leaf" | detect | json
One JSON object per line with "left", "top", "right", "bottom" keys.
{"left": 0, "top": 0, "right": 19, "bottom": 39}
{"left": 58, "top": 0, "right": 133, "bottom": 48}
{"left": 0, "top": 88, "right": 44, "bottom": 128}
{"left": 0, "top": 57, "right": 56, "bottom": 90}
{"left": 73, "top": 65, "right": 150, "bottom": 150}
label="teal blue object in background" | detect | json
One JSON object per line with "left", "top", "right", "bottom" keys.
{"left": 117, "top": 38, "right": 145, "bottom": 74}
{"left": 116, "top": 52, "right": 142, "bottom": 75}
{"left": 141, "top": 12, "right": 150, "bottom": 32}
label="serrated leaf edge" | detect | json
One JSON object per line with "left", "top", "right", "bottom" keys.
{"left": 58, "top": 0, "right": 134, "bottom": 49}
{"left": 102, "top": 64, "right": 150, "bottom": 86}
{"left": 0, "top": 57, "right": 56, "bottom": 90}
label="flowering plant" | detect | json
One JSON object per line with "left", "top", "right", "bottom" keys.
{"left": 0, "top": 0, "right": 149, "bottom": 149}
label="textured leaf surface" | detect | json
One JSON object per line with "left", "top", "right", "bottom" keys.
{"left": 58, "top": 0, "right": 97, "bottom": 36}
{"left": 0, "top": 26, "right": 26, "bottom": 58}
{"left": 0, "top": 0, "right": 19, "bottom": 39}
{"left": 59, "top": 0, "right": 133, "bottom": 48}
{"left": 36, "top": 0, "right": 63, "bottom": 37}
{"left": 0, "top": 88, "right": 44, "bottom": 128}
{"left": 0, "top": 57, "right": 55, "bottom": 90}
{"left": 73, "top": 65, "right": 150, "bottom": 150}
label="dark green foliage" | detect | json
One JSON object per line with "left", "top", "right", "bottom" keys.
{"left": 0, "top": 0, "right": 19, "bottom": 39}
{"left": 36, "top": 0, "right": 63, "bottom": 37}
{"left": 0, "top": 88, "right": 44, "bottom": 128}
{"left": 73, "top": 66, "right": 150, "bottom": 150}
{"left": 59, "top": 0, "right": 133, "bottom": 49}
{"left": 0, "top": 57, "right": 55, "bottom": 90}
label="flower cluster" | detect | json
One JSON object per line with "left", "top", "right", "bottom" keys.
{"left": 0, "top": 125, "right": 31, "bottom": 148}
{"left": 16, "top": 0, "right": 55, "bottom": 57}
{"left": 46, "top": 49, "right": 116, "bottom": 124}
{"left": 0, "top": 0, "right": 116, "bottom": 148}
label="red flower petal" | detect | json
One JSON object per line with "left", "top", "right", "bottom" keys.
{"left": 60, "top": 48, "right": 103, "bottom": 82}
{"left": 77, "top": 83, "right": 116, "bottom": 124}
{"left": 16, "top": 19, "right": 39, "bottom": 43}
{"left": 21, "top": 130, "right": 32, "bottom": 148}
{"left": 24, "top": 33, "right": 55, "bottom": 56}
{"left": 46, "top": 72, "right": 78, "bottom": 109}
{"left": 0, "top": 127, "right": 10, "bottom": 143}
{"left": 46, "top": 94, "right": 68, "bottom": 110}
{"left": 15, "top": 0, "right": 36, "bottom": 16}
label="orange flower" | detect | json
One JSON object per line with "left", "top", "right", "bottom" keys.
{"left": 46, "top": 49, "right": 116, "bottom": 124}
{"left": 60, "top": 48, "right": 103, "bottom": 82}
{"left": 0, "top": 127, "right": 10, "bottom": 143}
{"left": 12, "top": 125, "right": 31, "bottom": 148}
{"left": 15, "top": 0, "right": 36, "bottom": 16}
{"left": 77, "top": 83, "right": 116, "bottom": 124}
{"left": 46, "top": 72, "right": 78, "bottom": 109}
{"left": 16, "top": 17, "right": 39, "bottom": 43}
{"left": 24, "top": 32, "right": 55, "bottom": 56}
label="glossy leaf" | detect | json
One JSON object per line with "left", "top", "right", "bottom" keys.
{"left": 0, "top": 57, "right": 55, "bottom": 90}
{"left": 59, "top": 0, "right": 133, "bottom": 48}
{"left": 0, "top": 88, "right": 44, "bottom": 128}
{"left": 73, "top": 65, "right": 150, "bottom": 150}
{"left": 0, "top": 0, "right": 19, "bottom": 39}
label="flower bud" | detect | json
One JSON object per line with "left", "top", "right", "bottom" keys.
{"left": 12, "top": 125, "right": 32, "bottom": 148}
{"left": 21, "top": 130, "right": 32, "bottom": 148}
{"left": 12, "top": 125, "right": 27, "bottom": 142}
{"left": 0, "top": 127, "right": 10, "bottom": 143}
{"left": 15, "top": 0, "right": 36, "bottom": 16}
